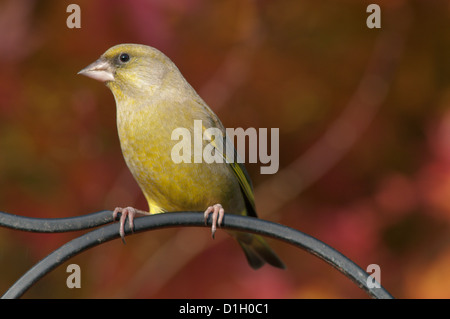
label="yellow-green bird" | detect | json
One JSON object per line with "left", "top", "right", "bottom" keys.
{"left": 78, "top": 44, "right": 285, "bottom": 269}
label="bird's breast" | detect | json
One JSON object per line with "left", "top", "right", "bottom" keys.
{"left": 115, "top": 99, "right": 244, "bottom": 214}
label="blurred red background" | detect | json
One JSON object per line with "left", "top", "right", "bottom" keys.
{"left": 1, "top": 0, "right": 450, "bottom": 298}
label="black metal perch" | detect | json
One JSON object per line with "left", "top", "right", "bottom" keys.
{"left": 0, "top": 210, "right": 393, "bottom": 299}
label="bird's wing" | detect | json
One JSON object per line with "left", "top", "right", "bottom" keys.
{"left": 227, "top": 152, "right": 258, "bottom": 218}
{"left": 199, "top": 107, "right": 258, "bottom": 218}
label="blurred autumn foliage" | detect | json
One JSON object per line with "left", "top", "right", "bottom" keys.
{"left": 1, "top": 0, "right": 450, "bottom": 298}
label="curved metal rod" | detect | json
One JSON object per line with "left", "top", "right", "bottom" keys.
{"left": 0, "top": 210, "right": 114, "bottom": 232}
{"left": 0, "top": 211, "right": 393, "bottom": 299}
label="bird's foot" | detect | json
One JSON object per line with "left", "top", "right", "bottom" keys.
{"left": 113, "top": 207, "right": 147, "bottom": 243}
{"left": 203, "top": 204, "right": 225, "bottom": 239}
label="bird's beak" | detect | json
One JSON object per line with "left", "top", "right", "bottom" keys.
{"left": 78, "top": 58, "right": 115, "bottom": 82}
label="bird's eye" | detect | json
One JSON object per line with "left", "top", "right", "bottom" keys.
{"left": 119, "top": 53, "right": 130, "bottom": 63}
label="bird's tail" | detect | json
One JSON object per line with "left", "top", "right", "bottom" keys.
{"left": 234, "top": 232, "right": 285, "bottom": 270}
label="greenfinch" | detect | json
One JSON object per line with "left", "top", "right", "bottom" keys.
{"left": 78, "top": 44, "right": 285, "bottom": 269}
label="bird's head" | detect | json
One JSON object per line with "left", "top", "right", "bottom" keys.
{"left": 78, "top": 44, "right": 182, "bottom": 99}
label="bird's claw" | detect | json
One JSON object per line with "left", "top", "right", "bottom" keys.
{"left": 204, "top": 204, "right": 225, "bottom": 239}
{"left": 113, "top": 206, "right": 137, "bottom": 244}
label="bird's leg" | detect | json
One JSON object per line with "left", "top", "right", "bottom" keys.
{"left": 203, "top": 204, "right": 225, "bottom": 239}
{"left": 113, "top": 207, "right": 148, "bottom": 243}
